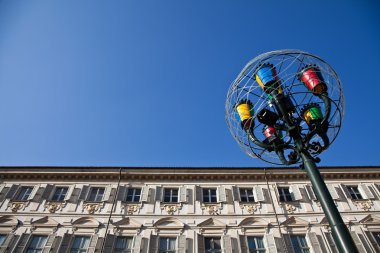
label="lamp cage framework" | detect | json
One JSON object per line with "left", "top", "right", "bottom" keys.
{"left": 225, "top": 49, "right": 345, "bottom": 165}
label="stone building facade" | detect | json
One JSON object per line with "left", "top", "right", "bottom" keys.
{"left": 0, "top": 166, "right": 380, "bottom": 253}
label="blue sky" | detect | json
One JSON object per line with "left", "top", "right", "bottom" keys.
{"left": 0, "top": 1, "right": 379, "bottom": 167}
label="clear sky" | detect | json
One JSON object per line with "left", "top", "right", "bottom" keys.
{"left": 0, "top": 1, "right": 379, "bottom": 167}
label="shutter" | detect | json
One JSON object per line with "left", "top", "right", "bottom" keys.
{"left": 350, "top": 232, "right": 366, "bottom": 253}
{"left": 102, "top": 186, "right": 112, "bottom": 202}
{"left": 51, "top": 236, "right": 62, "bottom": 253}
{"left": 239, "top": 235, "right": 247, "bottom": 253}
{"left": 176, "top": 235, "right": 186, "bottom": 253}
{"left": 58, "top": 233, "right": 72, "bottom": 253}
{"left": 94, "top": 237, "right": 104, "bottom": 253}
{"left": 28, "top": 185, "right": 40, "bottom": 200}
{"left": 0, "top": 186, "right": 8, "bottom": 203}
{"left": 5, "top": 185, "right": 19, "bottom": 199}
{"left": 324, "top": 233, "right": 337, "bottom": 253}
{"left": 42, "top": 184, "right": 54, "bottom": 200}
{"left": 103, "top": 234, "right": 115, "bottom": 252}
{"left": 305, "top": 185, "right": 317, "bottom": 201}
{"left": 195, "top": 186, "right": 202, "bottom": 202}
{"left": 64, "top": 185, "right": 75, "bottom": 201}
{"left": 264, "top": 234, "right": 278, "bottom": 253}
{"left": 282, "top": 234, "right": 293, "bottom": 253}
{"left": 179, "top": 186, "right": 187, "bottom": 202}
{"left": 197, "top": 234, "right": 205, "bottom": 253}
{"left": 149, "top": 235, "right": 157, "bottom": 253}
{"left": 0, "top": 185, "right": 4, "bottom": 194}
{"left": 232, "top": 186, "right": 240, "bottom": 201}
{"left": 289, "top": 185, "right": 302, "bottom": 201}
{"left": 254, "top": 186, "right": 265, "bottom": 202}
{"left": 217, "top": 186, "right": 227, "bottom": 203}
{"left": 87, "top": 234, "right": 98, "bottom": 253}
{"left": 222, "top": 235, "right": 232, "bottom": 253}
{"left": 327, "top": 185, "right": 339, "bottom": 200}
{"left": 0, "top": 234, "right": 14, "bottom": 253}
{"left": 365, "top": 231, "right": 380, "bottom": 252}
{"left": 79, "top": 185, "right": 90, "bottom": 201}
{"left": 132, "top": 235, "right": 142, "bottom": 253}
{"left": 306, "top": 232, "right": 322, "bottom": 253}
{"left": 42, "top": 235, "right": 55, "bottom": 253}
{"left": 341, "top": 184, "right": 352, "bottom": 199}
{"left": 13, "top": 233, "right": 30, "bottom": 253}
{"left": 117, "top": 186, "right": 127, "bottom": 201}
{"left": 358, "top": 184, "right": 374, "bottom": 199}
{"left": 155, "top": 186, "right": 163, "bottom": 202}
{"left": 140, "top": 186, "right": 150, "bottom": 202}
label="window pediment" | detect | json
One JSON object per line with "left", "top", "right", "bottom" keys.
{"left": 31, "top": 216, "right": 59, "bottom": 228}
{"left": 0, "top": 215, "right": 19, "bottom": 228}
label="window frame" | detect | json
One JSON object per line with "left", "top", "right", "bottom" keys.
{"left": 346, "top": 185, "right": 363, "bottom": 200}
{"left": 126, "top": 188, "right": 142, "bottom": 203}
{"left": 246, "top": 236, "right": 265, "bottom": 253}
{"left": 278, "top": 187, "right": 294, "bottom": 202}
{"left": 26, "top": 235, "right": 48, "bottom": 253}
{"left": 14, "top": 186, "right": 34, "bottom": 201}
{"left": 163, "top": 188, "right": 179, "bottom": 203}
{"left": 203, "top": 188, "right": 217, "bottom": 203}
{"left": 239, "top": 188, "right": 255, "bottom": 203}
{"left": 70, "top": 235, "right": 91, "bottom": 253}
{"left": 290, "top": 235, "right": 310, "bottom": 253}
{"left": 114, "top": 236, "right": 133, "bottom": 253}
{"left": 50, "top": 186, "right": 69, "bottom": 202}
{"left": 86, "top": 187, "right": 106, "bottom": 202}
{"left": 204, "top": 237, "right": 222, "bottom": 253}
{"left": 159, "top": 237, "right": 176, "bottom": 253}
{"left": 0, "top": 234, "right": 6, "bottom": 246}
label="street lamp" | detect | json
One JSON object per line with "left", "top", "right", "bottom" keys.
{"left": 225, "top": 50, "right": 356, "bottom": 252}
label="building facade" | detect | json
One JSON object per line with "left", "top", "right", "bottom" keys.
{"left": 1, "top": 166, "right": 380, "bottom": 253}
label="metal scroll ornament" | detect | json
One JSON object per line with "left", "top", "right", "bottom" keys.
{"left": 225, "top": 50, "right": 344, "bottom": 165}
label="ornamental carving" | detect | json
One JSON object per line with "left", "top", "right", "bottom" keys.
{"left": 44, "top": 202, "right": 66, "bottom": 213}
{"left": 83, "top": 202, "right": 104, "bottom": 214}
{"left": 240, "top": 203, "right": 260, "bottom": 214}
{"left": 160, "top": 203, "right": 182, "bottom": 215}
{"left": 201, "top": 204, "right": 222, "bottom": 215}
{"left": 9, "top": 202, "right": 25, "bottom": 213}
{"left": 121, "top": 204, "right": 141, "bottom": 215}
{"left": 281, "top": 203, "right": 297, "bottom": 214}
{"left": 353, "top": 200, "right": 373, "bottom": 211}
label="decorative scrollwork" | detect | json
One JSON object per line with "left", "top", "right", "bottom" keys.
{"left": 160, "top": 203, "right": 182, "bottom": 215}
{"left": 201, "top": 204, "right": 222, "bottom": 215}
{"left": 8, "top": 202, "right": 25, "bottom": 213}
{"left": 353, "top": 200, "right": 373, "bottom": 212}
{"left": 82, "top": 202, "right": 104, "bottom": 214}
{"left": 44, "top": 201, "right": 66, "bottom": 213}
{"left": 239, "top": 203, "right": 260, "bottom": 214}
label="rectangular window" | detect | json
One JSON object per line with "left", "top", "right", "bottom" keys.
{"left": 278, "top": 187, "right": 293, "bottom": 202}
{"left": 204, "top": 237, "right": 221, "bottom": 253}
{"left": 71, "top": 236, "right": 90, "bottom": 253}
{"left": 372, "top": 232, "right": 380, "bottom": 247}
{"left": 247, "top": 236, "right": 265, "bottom": 253}
{"left": 346, "top": 186, "right": 363, "bottom": 200}
{"left": 126, "top": 188, "right": 141, "bottom": 202}
{"left": 15, "top": 186, "right": 33, "bottom": 201}
{"left": 51, "top": 187, "right": 68, "bottom": 201}
{"left": 26, "top": 235, "right": 48, "bottom": 253}
{"left": 115, "top": 236, "right": 133, "bottom": 253}
{"left": 240, "top": 188, "right": 255, "bottom": 202}
{"left": 159, "top": 237, "right": 176, "bottom": 253}
{"left": 87, "top": 187, "right": 105, "bottom": 202}
{"left": 164, "top": 188, "right": 179, "bottom": 203}
{"left": 203, "top": 188, "right": 217, "bottom": 203}
{"left": 290, "top": 235, "right": 310, "bottom": 253}
{"left": 0, "top": 234, "right": 6, "bottom": 246}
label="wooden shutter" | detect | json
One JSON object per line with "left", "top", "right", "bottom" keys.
{"left": 148, "top": 235, "right": 157, "bottom": 253}
{"left": 87, "top": 234, "right": 98, "bottom": 253}
{"left": 58, "top": 233, "right": 72, "bottom": 253}
{"left": 358, "top": 184, "right": 375, "bottom": 199}
{"left": 324, "top": 232, "right": 337, "bottom": 253}
{"left": 103, "top": 234, "right": 115, "bottom": 252}
{"left": 94, "top": 237, "right": 104, "bottom": 253}
{"left": 0, "top": 234, "right": 14, "bottom": 253}
{"left": 197, "top": 234, "right": 205, "bottom": 253}
{"left": 305, "top": 185, "right": 317, "bottom": 201}
{"left": 176, "top": 235, "right": 186, "bottom": 253}
{"left": 264, "top": 234, "right": 278, "bottom": 253}
{"left": 239, "top": 235, "right": 247, "bottom": 253}
{"left": 340, "top": 184, "right": 353, "bottom": 200}
{"left": 13, "top": 233, "right": 30, "bottom": 253}
{"left": 64, "top": 185, "right": 75, "bottom": 201}
{"left": 350, "top": 232, "right": 366, "bottom": 253}
{"left": 179, "top": 186, "right": 187, "bottom": 202}
{"left": 79, "top": 185, "right": 90, "bottom": 201}
{"left": 0, "top": 185, "right": 8, "bottom": 202}
{"left": 51, "top": 236, "right": 62, "bottom": 253}
{"left": 27, "top": 184, "right": 40, "bottom": 201}
{"left": 222, "top": 235, "right": 232, "bottom": 253}
{"left": 217, "top": 186, "right": 227, "bottom": 203}
{"left": 306, "top": 232, "right": 322, "bottom": 253}
{"left": 102, "top": 186, "right": 112, "bottom": 202}
{"left": 327, "top": 184, "right": 339, "bottom": 200}
{"left": 42, "top": 184, "right": 54, "bottom": 200}
{"left": 289, "top": 185, "right": 302, "bottom": 201}
{"left": 42, "top": 235, "right": 55, "bottom": 253}
{"left": 117, "top": 186, "right": 127, "bottom": 201}
{"left": 232, "top": 186, "right": 240, "bottom": 201}
{"left": 155, "top": 186, "right": 163, "bottom": 202}
{"left": 195, "top": 186, "right": 202, "bottom": 202}
{"left": 140, "top": 186, "right": 150, "bottom": 202}
{"left": 5, "top": 185, "right": 19, "bottom": 199}
{"left": 132, "top": 235, "right": 142, "bottom": 253}
{"left": 254, "top": 186, "right": 265, "bottom": 202}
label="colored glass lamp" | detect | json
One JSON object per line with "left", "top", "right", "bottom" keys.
{"left": 262, "top": 125, "right": 280, "bottom": 144}
{"left": 301, "top": 103, "right": 323, "bottom": 128}
{"left": 298, "top": 65, "right": 327, "bottom": 94}
{"left": 236, "top": 99, "right": 254, "bottom": 130}
{"left": 257, "top": 108, "right": 279, "bottom": 126}
{"left": 255, "top": 63, "right": 283, "bottom": 95}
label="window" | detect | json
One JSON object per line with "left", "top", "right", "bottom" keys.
{"left": 15, "top": 186, "right": 33, "bottom": 201}
{"left": 159, "top": 237, "right": 176, "bottom": 253}
{"left": 126, "top": 188, "right": 141, "bottom": 202}
{"left": 203, "top": 188, "right": 217, "bottom": 203}
{"left": 164, "top": 188, "right": 178, "bottom": 203}
{"left": 0, "top": 235, "right": 6, "bottom": 246}
{"left": 26, "top": 235, "right": 47, "bottom": 253}
{"left": 278, "top": 187, "right": 293, "bottom": 202}
{"left": 87, "top": 187, "right": 105, "bottom": 202}
{"left": 115, "top": 236, "right": 133, "bottom": 253}
{"left": 240, "top": 188, "right": 255, "bottom": 202}
{"left": 205, "top": 237, "right": 221, "bottom": 253}
{"left": 346, "top": 186, "right": 363, "bottom": 200}
{"left": 71, "top": 236, "right": 90, "bottom": 253}
{"left": 247, "top": 236, "right": 265, "bottom": 253}
{"left": 290, "top": 235, "right": 310, "bottom": 253}
{"left": 51, "top": 187, "right": 68, "bottom": 201}
{"left": 371, "top": 232, "right": 380, "bottom": 247}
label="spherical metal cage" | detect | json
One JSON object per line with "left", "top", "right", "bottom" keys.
{"left": 225, "top": 50, "right": 345, "bottom": 165}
